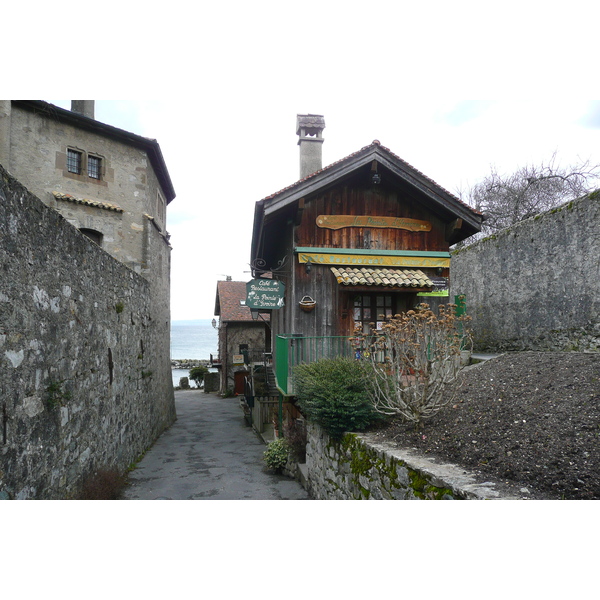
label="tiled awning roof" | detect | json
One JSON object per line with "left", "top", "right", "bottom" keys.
{"left": 53, "top": 192, "right": 123, "bottom": 213}
{"left": 331, "top": 267, "right": 433, "bottom": 288}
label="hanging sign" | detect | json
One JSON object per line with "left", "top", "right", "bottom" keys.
{"left": 316, "top": 215, "right": 432, "bottom": 232}
{"left": 246, "top": 279, "right": 286, "bottom": 309}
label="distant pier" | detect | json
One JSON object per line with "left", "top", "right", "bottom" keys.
{"left": 171, "top": 359, "right": 211, "bottom": 369}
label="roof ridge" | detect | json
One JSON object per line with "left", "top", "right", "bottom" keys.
{"left": 260, "top": 140, "right": 481, "bottom": 216}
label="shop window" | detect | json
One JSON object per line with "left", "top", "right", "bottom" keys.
{"left": 353, "top": 294, "right": 414, "bottom": 333}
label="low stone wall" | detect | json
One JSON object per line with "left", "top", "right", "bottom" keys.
{"left": 0, "top": 165, "right": 175, "bottom": 499}
{"left": 305, "top": 423, "right": 516, "bottom": 500}
{"left": 450, "top": 193, "right": 600, "bottom": 352}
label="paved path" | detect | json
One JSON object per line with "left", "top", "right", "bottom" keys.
{"left": 123, "top": 390, "right": 311, "bottom": 500}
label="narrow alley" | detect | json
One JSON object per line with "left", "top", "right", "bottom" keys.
{"left": 123, "top": 389, "right": 311, "bottom": 500}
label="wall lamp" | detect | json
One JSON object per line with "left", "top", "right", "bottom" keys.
{"left": 305, "top": 260, "right": 313, "bottom": 274}
{"left": 211, "top": 318, "right": 217, "bottom": 328}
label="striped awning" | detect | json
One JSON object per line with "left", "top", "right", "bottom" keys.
{"left": 330, "top": 267, "right": 433, "bottom": 288}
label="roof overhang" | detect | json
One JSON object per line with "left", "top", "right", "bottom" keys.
{"left": 251, "top": 142, "right": 482, "bottom": 253}
{"left": 12, "top": 100, "right": 176, "bottom": 203}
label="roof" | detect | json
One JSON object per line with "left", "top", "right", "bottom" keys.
{"left": 252, "top": 140, "right": 483, "bottom": 261}
{"left": 330, "top": 267, "right": 433, "bottom": 288}
{"left": 214, "top": 280, "right": 270, "bottom": 322}
{"left": 53, "top": 191, "right": 123, "bottom": 213}
{"left": 12, "top": 100, "right": 176, "bottom": 203}
{"left": 262, "top": 140, "right": 479, "bottom": 216}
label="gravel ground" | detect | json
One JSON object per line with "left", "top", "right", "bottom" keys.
{"left": 371, "top": 352, "right": 600, "bottom": 500}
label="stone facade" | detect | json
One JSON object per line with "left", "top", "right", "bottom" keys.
{"left": 450, "top": 193, "right": 600, "bottom": 352}
{"left": 0, "top": 166, "right": 176, "bottom": 498}
{"left": 0, "top": 101, "right": 173, "bottom": 272}
{"left": 0, "top": 100, "right": 177, "bottom": 499}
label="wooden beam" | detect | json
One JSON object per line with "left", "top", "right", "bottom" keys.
{"left": 445, "top": 218, "right": 462, "bottom": 242}
{"left": 294, "top": 197, "right": 305, "bottom": 226}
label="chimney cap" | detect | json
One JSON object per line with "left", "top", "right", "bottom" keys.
{"left": 296, "top": 114, "right": 325, "bottom": 136}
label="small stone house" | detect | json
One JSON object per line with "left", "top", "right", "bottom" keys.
{"left": 213, "top": 278, "right": 270, "bottom": 395}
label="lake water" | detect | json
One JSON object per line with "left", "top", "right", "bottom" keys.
{"left": 171, "top": 319, "right": 218, "bottom": 387}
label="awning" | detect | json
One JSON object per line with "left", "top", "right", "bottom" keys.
{"left": 330, "top": 267, "right": 433, "bottom": 288}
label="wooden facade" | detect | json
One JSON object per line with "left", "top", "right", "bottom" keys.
{"left": 251, "top": 139, "right": 483, "bottom": 353}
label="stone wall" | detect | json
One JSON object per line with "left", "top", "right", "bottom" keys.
{"left": 0, "top": 165, "right": 176, "bottom": 499}
{"left": 305, "top": 423, "right": 516, "bottom": 500}
{"left": 450, "top": 193, "right": 600, "bottom": 352}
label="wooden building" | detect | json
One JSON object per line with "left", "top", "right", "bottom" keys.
{"left": 250, "top": 115, "right": 483, "bottom": 396}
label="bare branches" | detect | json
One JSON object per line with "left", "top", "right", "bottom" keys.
{"left": 352, "top": 304, "right": 472, "bottom": 426}
{"left": 461, "top": 154, "right": 600, "bottom": 242}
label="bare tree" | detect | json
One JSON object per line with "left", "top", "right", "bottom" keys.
{"left": 461, "top": 153, "right": 600, "bottom": 242}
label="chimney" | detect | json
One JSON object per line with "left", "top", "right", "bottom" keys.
{"left": 296, "top": 114, "right": 325, "bottom": 179}
{"left": 71, "top": 100, "right": 95, "bottom": 120}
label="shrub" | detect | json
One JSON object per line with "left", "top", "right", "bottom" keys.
{"left": 263, "top": 438, "right": 290, "bottom": 472}
{"left": 78, "top": 469, "right": 127, "bottom": 500}
{"left": 293, "top": 357, "right": 380, "bottom": 440}
{"left": 353, "top": 303, "right": 472, "bottom": 426}
{"left": 189, "top": 365, "right": 209, "bottom": 388}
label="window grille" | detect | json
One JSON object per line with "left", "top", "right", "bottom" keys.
{"left": 67, "top": 149, "right": 82, "bottom": 174}
{"left": 88, "top": 155, "right": 101, "bottom": 179}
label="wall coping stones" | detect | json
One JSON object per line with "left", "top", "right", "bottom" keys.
{"left": 305, "top": 422, "right": 539, "bottom": 499}
{"left": 358, "top": 433, "right": 520, "bottom": 500}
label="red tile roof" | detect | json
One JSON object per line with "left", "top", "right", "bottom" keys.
{"left": 215, "top": 280, "right": 270, "bottom": 322}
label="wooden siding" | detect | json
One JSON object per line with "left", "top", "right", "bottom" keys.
{"left": 296, "top": 185, "right": 449, "bottom": 253}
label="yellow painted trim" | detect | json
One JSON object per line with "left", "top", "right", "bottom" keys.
{"left": 298, "top": 252, "right": 450, "bottom": 268}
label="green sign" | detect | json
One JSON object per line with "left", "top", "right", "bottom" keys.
{"left": 246, "top": 279, "right": 286, "bottom": 309}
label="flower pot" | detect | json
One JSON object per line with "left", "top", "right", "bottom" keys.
{"left": 299, "top": 296, "right": 316, "bottom": 312}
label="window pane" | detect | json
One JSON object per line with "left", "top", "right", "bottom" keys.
{"left": 363, "top": 297, "right": 371, "bottom": 306}
{"left": 88, "top": 155, "right": 101, "bottom": 179}
{"left": 67, "top": 149, "right": 81, "bottom": 174}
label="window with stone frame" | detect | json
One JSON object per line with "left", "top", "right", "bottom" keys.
{"left": 87, "top": 155, "right": 102, "bottom": 179}
{"left": 67, "top": 149, "right": 82, "bottom": 174}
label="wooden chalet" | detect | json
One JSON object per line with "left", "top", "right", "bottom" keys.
{"left": 250, "top": 115, "right": 483, "bottom": 396}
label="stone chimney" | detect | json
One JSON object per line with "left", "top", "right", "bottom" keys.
{"left": 296, "top": 114, "right": 325, "bottom": 179}
{"left": 71, "top": 100, "right": 95, "bottom": 119}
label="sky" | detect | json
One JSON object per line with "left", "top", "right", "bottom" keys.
{"left": 7, "top": 1, "right": 600, "bottom": 322}
{"left": 41, "top": 96, "right": 600, "bottom": 321}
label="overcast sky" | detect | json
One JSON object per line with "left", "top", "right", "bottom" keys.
{"left": 9, "top": 1, "right": 600, "bottom": 321}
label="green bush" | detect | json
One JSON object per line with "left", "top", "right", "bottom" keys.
{"left": 263, "top": 438, "right": 290, "bottom": 472}
{"left": 189, "top": 365, "right": 209, "bottom": 388}
{"left": 293, "top": 357, "right": 380, "bottom": 439}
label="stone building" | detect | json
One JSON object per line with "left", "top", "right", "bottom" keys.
{"left": 213, "top": 279, "right": 270, "bottom": 395}
{"left": 0, "top": 101, "right": 177, "bottom": 498}
{"left": 0, "top": 100, "right": 175, "bottom": 277}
